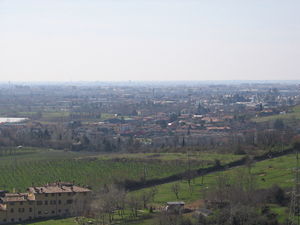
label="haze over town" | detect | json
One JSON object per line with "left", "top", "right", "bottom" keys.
{"left": 1, "top": 1, "right": 300, "bottom": 225}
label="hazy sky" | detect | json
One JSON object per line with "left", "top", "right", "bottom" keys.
{"left": 0, "top": 0, "right": 299, "bottom": 82}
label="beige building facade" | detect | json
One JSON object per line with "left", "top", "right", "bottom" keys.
{"left": 0, "top": 182, "right": 91, "bottom": 224}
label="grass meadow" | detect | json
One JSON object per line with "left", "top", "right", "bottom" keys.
{"left": 0, "top": 147, "right": 242, "bottom": 192}
{"left": 1, "top": 147, "right": 295, "bottom": 225}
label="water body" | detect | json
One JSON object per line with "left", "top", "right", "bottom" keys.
{"left": 0, "top": 117, "right": 28, "bottom": 123}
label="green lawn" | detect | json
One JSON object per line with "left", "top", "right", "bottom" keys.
{"left": 269, "top": 204, "right": 289, "bottom": 224}
{"left": 21, "top": 215, "right": 155, "bottom": 225}
{"left": 134, "top": 153, "right": 297, "bottom": 205}
{"left": 22, "top": 218, "right": 77, "bottom": 225}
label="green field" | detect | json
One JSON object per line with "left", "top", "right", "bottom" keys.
{"left": 0, "top": 110, "right": 71, "bottom": 120}
{"left": 23, "top": 218, "right": 76, "bottom": 225}
{"left": 8, "top": 152, "right": 295, "bottom": 225}
{"left": 0, "top": 147, "right": 242, "bottom": 192}
{"left": 96, "top": 152, "right": 242, "bottom": 164}
{"left": 253, "top": 105, "right": 300, "bottom": 123}
{"left": 1, "top": 148, "right": 295, "bottom": 225}
{"left": 134, "top": 153, "right": 296, "bottom": 205}
{"left": 127, "top": 153, "right": 297, "bottom": 225}
{"left": 0, "top": 148, "right": 245, "bottom": 225}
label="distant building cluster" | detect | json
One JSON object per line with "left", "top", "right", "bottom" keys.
{"left": 0, "top": 83, "right": 299, "bottom": 151}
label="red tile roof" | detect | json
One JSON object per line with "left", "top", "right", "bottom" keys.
{"left": 28, "top": 182, "right": 91, "bottom": 194}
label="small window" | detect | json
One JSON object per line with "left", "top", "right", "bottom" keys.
{"left": 10, "top": 208, "right": 14, "bottom": 213}
{"left": 29, "top": 208, "right": 32, "bottom": 212}
{"left": 11, "top": 218, "right": 14, "bottom": 222}
{"left": 20, "top": 202, "right": 23, "bottom": 205}
{"left": 38, "top": 211, "right": 42, "bottom": 215}
{"left": 44, "top": 200, "right": 48, "bottom": 205}
{"left": 18, "top": 208, "right": 25, "bottom": 213}
{"left": 9, "top": 202, "right": 15, "bottom": 205}
{"left": 52, "top": 210, "right": 55, "bottom": 214}
{"left": 66, "top": 199, "right": 73, "bottom": 204}
{"left": 19, "top": 218, "right": 22, "bottom": 221}
{"left": 3, "top": 219, "right": 7, "bottom": 222}
{"left": 58, "top": 200, "right": 61, "bottom": 204}
{"left": 37, "top": 201, "right": 43, "bottom": 205}
{"left": 51, "top": 193, "right": 55, "bottom": 196}
{"left": 58, "top": 193, "right": 61, "bottom": 196}
{"left": 58, "top": 209, "right": 61, "bottom": 213}
{"left": 45, "top": 194, "right": 48, "bottom": 197}
{"left": 68, "top": 192, "right": 71, "bottom": 196}
{"left": 53, "top": 200, "right": 56, "bottom": 204}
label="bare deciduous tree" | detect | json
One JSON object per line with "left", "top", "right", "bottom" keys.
{"left": 91, "top": 184, "right": 127, "bottom": 225}
{"left": 127, "top": 195, "right": 141, "bottom": 218}
{"left": 171, "top": 183, "right": 181, "bottom": 200}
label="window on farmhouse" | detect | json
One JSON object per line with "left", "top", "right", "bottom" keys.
{"left": 18, "top": 208, "right": 25, "bottom": 213}
{"left": 66, "top": 199, "right": 73, "bottom": 204}
{"left": 37, "top": 201, "right": 43, "bottom": 205}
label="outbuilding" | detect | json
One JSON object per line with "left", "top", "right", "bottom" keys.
{"left": 165, "top": 201, "right": 185, "bottom": 214}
